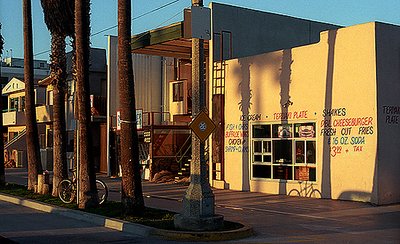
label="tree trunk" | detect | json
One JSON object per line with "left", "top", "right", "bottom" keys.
{"left": 0, "top": 23, "right": 4, "bottom": 187}
{"left": 0, "top": 94, "right": 4, "bottom": 188}
{"left": 51, "top": 32, "right": 68, "bottom": 196}
{"left": 118, "top": 0, "right": 144, "bottom": 214}
{"left": 23, "top": 0, "right": 43, "bottom": 191}
{"left": 75, "top": 0, "right": 98, "bottom": 209}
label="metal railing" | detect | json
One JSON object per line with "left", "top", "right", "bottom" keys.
{"left": 4, "top": 129, "right": 26, "bottom": 149}
{"left": 175, "top": 134, "right": 192, "bottom": 167}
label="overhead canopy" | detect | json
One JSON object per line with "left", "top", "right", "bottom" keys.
{"left": 130, "top": 21, "right": 209, "bottom": 59}
{"left": 38, "top": 75, "right": 53, "bottom": 87}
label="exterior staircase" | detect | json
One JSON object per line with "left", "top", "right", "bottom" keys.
{"left": 4, "top": 129, "right": 26, "bottom": 149}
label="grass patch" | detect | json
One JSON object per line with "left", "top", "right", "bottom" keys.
{"left": 84, "top": 201, "right": 175, "bottom": 229}
{"left": 0, "top": 183, "right": 77, "bottom": 209}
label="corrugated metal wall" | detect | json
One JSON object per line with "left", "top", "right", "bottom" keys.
{"left": 132, "top": 54, "right": 162, "bottom": 114}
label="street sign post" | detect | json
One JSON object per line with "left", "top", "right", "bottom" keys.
{"left": 189, "top": 110, "right": 216, "bottom": 142}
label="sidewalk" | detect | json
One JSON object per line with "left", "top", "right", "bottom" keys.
{"left": 4, "top": 168, "right": 400, "bottom": 243}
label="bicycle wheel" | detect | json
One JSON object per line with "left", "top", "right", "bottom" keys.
{"left": 58, "top": 179, "right": 75, "bottom": 204}
{"left": 308, "top": 189, "right": 322, "bottom": 198}
{"left": 288, "top": 189, "right": 301, "bottom": 197}
{"left": 96, "top": 179, "right": 108, "bottom": 205}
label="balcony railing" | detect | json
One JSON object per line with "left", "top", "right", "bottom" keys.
{"left": 36, "top": 105, "right": 53, "bottom": 123}
{"left": 2, "top": 109, "right": 25, "bottom": 126}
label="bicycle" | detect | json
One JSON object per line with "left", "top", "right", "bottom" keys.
{"left": 58, "top": 169, "right": 108, "bottom": 204}
{"left": 288, "top": 180, "right": 321, "bottom": 198}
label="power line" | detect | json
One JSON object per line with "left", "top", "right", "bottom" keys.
{"left": 34, "top": 0, "right": 182, "bottom": 57}
{"left": 91, "top": 0, "right": 181, "bottom": 37}
{"left": 131, "top": 8, "right": 185, "bottom": 44}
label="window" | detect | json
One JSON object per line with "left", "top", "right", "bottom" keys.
{"left": 20, "top": 96, "right": 25, "bottom": 111}
{"left": 46, "top": 129, "right": 53, "bottom": 148}
{"left": 172, "top": 82, "right": 184, "bottom": 102}
{"left": 39, "top": 134, "right": 46, "bottom": 149}
{"left": 47, "top": 90, "right": 53, "bottom": 105}
{"left": 251, "top": 122, "right": 316, "bottom": 181}
{"left": 10, "top": 98, "right": 18, "bottom": 111}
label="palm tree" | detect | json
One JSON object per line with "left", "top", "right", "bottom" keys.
{"left": 75, "top": 0, "right": 98, "bottom": 209}
{"left": 23, "top": 0, "right": 43, "bottom": 191}
{"left": 41, "top": 0, "right": 74, "bottom": 197}
{"left": 118, "top": 0, "right": 144, "bottom": 214}
{"left": 0, "top": 23, "right": 5, "bottom": 187}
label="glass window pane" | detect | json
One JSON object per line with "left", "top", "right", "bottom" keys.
{"left": 306, "top": 141, "right": 316, "bottom": 164}
{"left": 263, "top": 155, "right": 271, "bottom": 162}
{"left": 273, "top": 140, "right": 292, "bottom": 164}
{"left": 295, "top": 166, "right": 310, "bottom": 180}
{"left": 173, "top": 82, "right": 184, "bottom": 102}
{"left": 253, "top": 165, "right": 271, "bottom": 178}
{"left": 253, "top": 125, "right": 271, "bottom": 138}
{"left": 295, "top": 141, "right": 305, "bottom": 163}
{"left": 21, "top": 97, "right": 25, "bottom": 111}
{"left": 47, "top": 130, "right": 53, "bottom": 148}
{"left": 263, "top": 141, "right": 271, "bottom": 153}
{"left": 273, "top": 124, "right": 292, "bottom": 138}
{"left": 254, "top": 141, "right": 262, "bottom": 153}
{"left": 295, "top": 123, "right": 316, "bottom": 138}
{"left": 273, "top": 166, "right": 292, "bottom": 180}
{"left": 254, "top": 155, "right": 262, "bottom": 162}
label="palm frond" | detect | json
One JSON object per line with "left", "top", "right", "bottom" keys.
{"left": 0, "top": 23, "right": 4, "bottom": 55}
{"left": 40, "top": 0, "right": 74, "bottom": 36}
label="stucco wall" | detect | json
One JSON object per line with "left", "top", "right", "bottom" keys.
{"left": 376, "top": 23, "right": 400, "bottom": 205}
{"left": 223, "top": 22, "right": 385, "bottom": 203}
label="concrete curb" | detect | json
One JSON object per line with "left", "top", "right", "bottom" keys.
{"left": 0, "top": 193, "right": 253, "bottom": 241}
{"left": 151, "top": 224, "right": 254, "bottom": 242}
{"left": 0, "top": 193, "right": 154, "bottom": 237}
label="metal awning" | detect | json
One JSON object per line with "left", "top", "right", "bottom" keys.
{"left": 130, "top": 21, "right": 209, "bottom": 59}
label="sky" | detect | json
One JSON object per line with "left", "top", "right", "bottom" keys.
{"left": 0, "top": 0, "right": 399, "bottom": 62}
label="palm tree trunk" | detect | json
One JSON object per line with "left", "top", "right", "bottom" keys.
{"left": 0, "top": 93, "right": 4, "bottom": 187}
{"left": 51, "top": 32, "right": 68, "bottom": 196}
{"left": 75, "top": 0, "right": 98, "bottom": 209}
{"left": 23, "top": 0, "right": 43, "bottom": 191}
{"left": 0, "top": 23, "right": 5, "bottom": 186}
{"left": 118, "top": 0, "right": 144, "bottom": 214}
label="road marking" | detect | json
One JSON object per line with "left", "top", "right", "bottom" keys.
{"left": 216, "top": 204, "right": 338, "bottom": 221}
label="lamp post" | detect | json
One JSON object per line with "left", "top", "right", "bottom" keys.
{"left": 174, "top": 0, "right": 223, "bottom": 231}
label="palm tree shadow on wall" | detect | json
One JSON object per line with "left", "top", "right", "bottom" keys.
{"left": 321, "top": 29, "right": 337, "bottom": 199}
{"left": 235, "top": 53, "right": 282, "bottom": 193}
{"left": 237, "top": 58, "right": 251, "bottom": 191}
{"left": 278, "top": 49, "right": 293, "bottom": 195}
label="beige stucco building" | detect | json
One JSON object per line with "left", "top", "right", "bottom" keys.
{"left": 219, "top": 22, "right": 400, "bottom": 205}
{"left": 107, "top": 3, "right": 398, "bottom": 205}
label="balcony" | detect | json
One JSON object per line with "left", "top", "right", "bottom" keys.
{"left": 36, "top": 105, "right": 53, "bottom": 123}
{"left": 2, "top": 105, "right": 53, "bottom": 126}
{"left": 2, "top": 109, "right": 25, "bottom": 126}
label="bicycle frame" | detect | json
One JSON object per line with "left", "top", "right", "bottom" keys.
{"left": 58, "top": 169, "right": 108, "bottom": 205}
{"left": 297, "top": 180, "right": 315, "bottom": 197}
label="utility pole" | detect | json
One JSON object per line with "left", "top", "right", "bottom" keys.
{"left": 174, "top": 0, "right": 223, "bottom": 231}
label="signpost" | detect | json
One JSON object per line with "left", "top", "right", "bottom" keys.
{"left": 189, "top": 110, "right": 216, "bottom": 142}
{"left": 174, "top": 0, "right": 223, "bottom": 231}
